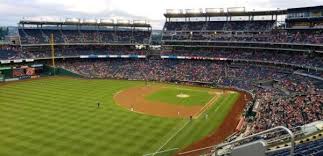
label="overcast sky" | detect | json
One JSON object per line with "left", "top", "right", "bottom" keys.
{"left": 0, "top": 0, "right": 322, "bottom": 29}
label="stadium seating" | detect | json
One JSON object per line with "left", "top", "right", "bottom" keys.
{"left": 162, "top": 20, "right": 323, "bottom": 44}
{"left": 0, "top": 45, "right": 28, "bottom": 60}
{"left": 18, "top": 28, "right": 151, "bottom": 45}
{"left": 164, "top": 20, "right": 275, "bottom": 31}
{"left": 2, "top": 11, "right": 323, "bottom": 156}
{"left": 56, "top": 59, "right": 322, "bottom": 135}
{"left": 161, "top": 50, "right": 323, "bottom": 69}
{"left": 267, "top": 138, "right": 323, "bottom": 156}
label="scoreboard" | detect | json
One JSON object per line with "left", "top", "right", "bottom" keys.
{"left": 12, "top": 66, "right": 35, "bottom": 77}
{"left": 12, "top": 65, "right": 43, "bottom": 78}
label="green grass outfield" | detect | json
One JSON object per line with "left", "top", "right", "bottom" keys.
{"left": 0, "top": 77, "right": 240, "bottom": 156}
{"left": 145, "top": 86, "right": 214, "bottom": 106}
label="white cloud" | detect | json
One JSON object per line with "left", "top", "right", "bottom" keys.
{"left": 34, "top": 0, "right": 111, "bottom": 14}
{"left": 0, "top": 0, "right": 322, "bottom": 29}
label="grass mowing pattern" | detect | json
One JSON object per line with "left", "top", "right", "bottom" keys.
{"left": 0, "top": 77, "right": 240, "bottom": 156}
{"left": 145, "top": 87, "right": 213, "bottom": 106}
{"left": 153, "top": 93, "right": 240, "bottom": 156}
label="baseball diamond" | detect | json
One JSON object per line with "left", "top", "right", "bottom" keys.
{"left": 0, "top": 77, "right": 250, "bottom": 156}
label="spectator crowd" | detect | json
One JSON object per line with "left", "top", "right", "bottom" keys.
{"left": 19, "top": 28, "right": 151, "bottom": 45}
{"left": 162, "top": 20, "right": 323, "bottom": 44}
{"left": 0, "top": 45, "right": 147, "bottom": 60}
{"left": 1, "top": 19, "right": 322, "bottom": 134}
{"left": 57, "top": 59, "right": 323, "bottom": 133}
{"left": 162, "top": 50, "right": 323, "bottom": 69}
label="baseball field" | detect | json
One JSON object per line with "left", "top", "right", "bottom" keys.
{"left": 0, "top": 77, "right": 250, "bottom": 156}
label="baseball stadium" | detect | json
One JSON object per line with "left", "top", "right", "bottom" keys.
{"left": 0, "top": 2, "right": 322, "bottom": 156}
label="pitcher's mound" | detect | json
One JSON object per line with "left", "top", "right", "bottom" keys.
{"left": 176, "top": 93, "right": 190, "bottom": 98}
{"left": 114, "top": 85, "right": 205, "bottom": 118}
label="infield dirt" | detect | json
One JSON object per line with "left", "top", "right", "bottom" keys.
{"left": 114, "top": 85, "right": 221, "bottom": 118}
{"left": 176, "top": 90, "right": 252, "bottom": 156}
{"left": 114, "top": 84, "right": 251, "bottom": 156}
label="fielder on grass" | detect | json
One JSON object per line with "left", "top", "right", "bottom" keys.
{"left": 97, "top": 101, "right": 100, "bottom": 108}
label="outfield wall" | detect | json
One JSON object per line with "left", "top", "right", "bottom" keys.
{"left": 43, "top": 66, "right": 82, "bottom": 78}
{"left": 0, "top": 65, "right": 82, "bottom": 83}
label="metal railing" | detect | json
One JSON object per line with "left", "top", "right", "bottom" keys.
{"left": 178, "top": 126, "right": 295, "bottom": 156}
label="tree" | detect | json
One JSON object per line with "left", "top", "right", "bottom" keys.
{"left": 0, "top": 27, "right": 9, "bottom": 40}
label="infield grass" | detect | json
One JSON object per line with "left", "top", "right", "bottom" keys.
{"left": 155, "top": 93, "right": 240, "bottom": 156}
{"left": 145, "top": 86, "right": 214, "bottom": 106}
{"left": 0, "top": 77, "right": 240, "bottom": 156}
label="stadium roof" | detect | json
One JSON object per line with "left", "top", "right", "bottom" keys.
{"left": 19, "top": 20, "right": 151, "bottom": 28}
{"left": 287, "top": 5, "right": 323, "bottom": 13}
{"left": 164, "top": 9, "right": 287, "bottom": 18}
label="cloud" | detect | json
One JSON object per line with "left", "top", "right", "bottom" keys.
{"left": 266, "top": 0, "right": 322, "bottom": 9}
{"left": 0, "top": 0, "right": 151, "bottom": 26}
{"left": 34, "top": 0, "right": 111, "bottom": 14}
{"left": 0, "top": 0, "right": 321, "bottom": 29}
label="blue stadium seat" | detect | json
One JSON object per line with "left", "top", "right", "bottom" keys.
{"left": 267, "top": 138, "right": 323, "bottom": 156}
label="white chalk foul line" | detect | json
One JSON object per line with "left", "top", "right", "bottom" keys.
{"left": 151, "top": 120, "right": 190, "bottom": 156}
{"left": 193, "top": 94, "right": 219, "bottom": 119}
{"left": 143, "top": 148, "right": 179, "bottom": 156}
{"left": 177, "top": 99, "right": 228, "bottom": 155}
{"left": 149, "top": 95, "right": 227, "bottom": 156}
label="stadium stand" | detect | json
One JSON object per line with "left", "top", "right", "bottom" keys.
{"left": 18, "top": 20, "right": 152, "bottom": 45}
{"left": 55, "top": 59, "right": 322, "bottom": 156}
{"left": 0, "top": 45, "right": 28, "bottom": 59}
{"left": 56, "top": 59, "right": 322, "bottom": 130}
{"left": 19, "top": 29, "right": 151, "bottom": 45}
{"left": 267, "top": 138, "right": 323, "bottom": 156}
{"left": 0, "top": 5, "right": 322, "bottom": 156}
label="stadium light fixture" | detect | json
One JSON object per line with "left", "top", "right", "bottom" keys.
{"left": 205, "top": 8, "right": 224, "bottom": 13}
{"left": 44, "top": 18, "right": 61, "bottom": 23}
{"left": 166, "top": 9, "right": 183, "bottom": 15}
{"left": 65, "top": 18, "right": 81, "bottom": 23}
{"left": 227, "top": 7, "right": 246, "bottom": 13}
{"left": 186, "top": 8, "right": 203, "bottom": 14}
{"left": 133, "top": 20, "right": 147, "bottom": 25}
{"left": 100, "top": 19, "right": 114, "bottom": 24}
{"left": 83, "top": 19, "right": 97, "bottom": 24}
{"left": 117, "top": 19, "right": 130, "bottom": 24}
{"left": 22, "top": 17, "right": 42, "bottom": 22}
